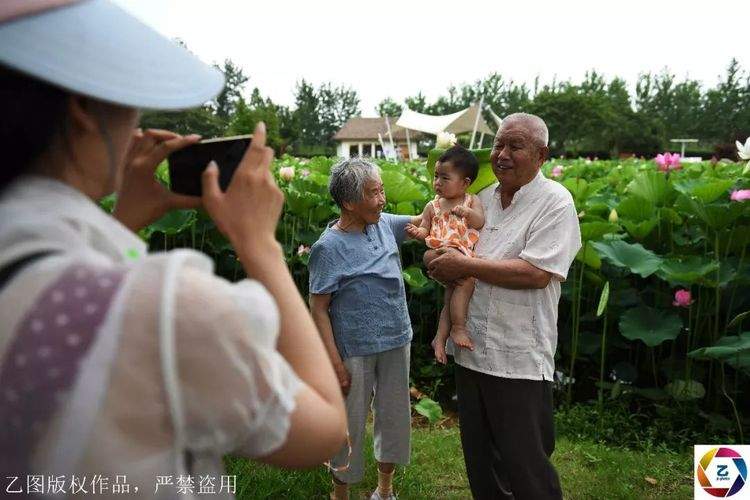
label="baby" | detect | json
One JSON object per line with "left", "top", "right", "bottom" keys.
{"left": 406, "top": 145, "right": 484, "bottom": 364}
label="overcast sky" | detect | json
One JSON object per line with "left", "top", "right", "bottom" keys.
{"left": 113, "top": 0, "right": 750, "bottom": 117}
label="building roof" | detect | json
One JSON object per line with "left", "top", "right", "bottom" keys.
{"left": 333, "top": 117, "right": 425, "bottom": 142}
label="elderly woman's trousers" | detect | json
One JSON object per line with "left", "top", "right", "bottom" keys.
{"left": 331, "top": 343, "right": 411, "bottom": 484}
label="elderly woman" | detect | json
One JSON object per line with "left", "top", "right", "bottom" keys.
{"left": 0, "top": 1, "right": 345, "bottom": 496}
{"left": 309, "top": 158, "right": 420, "bottom": 500}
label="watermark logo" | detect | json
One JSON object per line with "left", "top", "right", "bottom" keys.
{"left": 695, "top": 445, "right": 749, "bottom": 498}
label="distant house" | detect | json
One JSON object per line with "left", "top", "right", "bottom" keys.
{"left": 333, "top": 117, "right": 423, "bottom": 159}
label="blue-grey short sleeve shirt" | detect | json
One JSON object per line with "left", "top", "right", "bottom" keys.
{"left": 308, "top": 213, "right": 413, "bottom": 359}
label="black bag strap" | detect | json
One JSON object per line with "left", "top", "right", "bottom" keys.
{"left": 0, "top": 251, "right": 57, "bottom": 291}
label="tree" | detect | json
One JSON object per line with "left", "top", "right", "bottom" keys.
{"left": 227, "top": 89, "right": 285, "bottom": 151}
{"left": 318, "top": 83, "right": 360, "bottom": 145}
{"left": 376, "top": 97, "right": 402, "bottom": 117}
{"left": 700, "top": 59, "right": 750, "bottom": 144}
{"left": 292, "top": 79, "right": 320, "bottom": 146}
{"left": 139, "top": 106, "right": 225, "bottom": 138}
{"left": 213, "top": 59, "right": 249, "bottom": 121}
{"left": 291, "top": 80, "right": 360, "bottom": 149}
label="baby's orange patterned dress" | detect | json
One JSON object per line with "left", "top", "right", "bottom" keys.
{"left": 425, "top": 194, "right": 480, "bottom": 257}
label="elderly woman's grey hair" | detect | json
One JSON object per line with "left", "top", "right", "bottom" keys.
{"left": 328, "top": 157, "right": 380, "bottom": 209}
{"left": 501, "top": 113, "right": 549, "bottom": 148}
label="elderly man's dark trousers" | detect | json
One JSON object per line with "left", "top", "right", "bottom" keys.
{"left": 455, "top": 364, "right": 563, "bottom": 500}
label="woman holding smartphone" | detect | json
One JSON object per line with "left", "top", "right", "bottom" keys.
{"left": 0, "top": 1, "right": 345, "bottom": 497}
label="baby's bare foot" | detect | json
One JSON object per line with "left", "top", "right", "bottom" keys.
{"left": 450, "top": 325, "right": 474, "bottom": 350}
{"left": 431, "top": 335, "right": 448, "bottom": 365}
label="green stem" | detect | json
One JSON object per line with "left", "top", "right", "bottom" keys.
{"left": 724, "top": 242, "right": 746, "bottom": 327}
{"left": 720, "top": 362, "right": 744, "bottom": 444}
{"left": 567, "top": 258, "right": 585, "bottom": 406}
{"left": 685, "top": 299, "right": 693, "bottom": 383}
{"left": 598, "top": 309, "right": 608, "bottom": 408}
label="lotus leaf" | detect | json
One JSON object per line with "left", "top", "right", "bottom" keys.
{"left": 626, "top": 170, "right": 673, "bottom": 206}
{"left": 689, "top": 333, "right": 750, "bottom": 373}
{"left": 619, "top": 306, "right": 682, "bottom": 347}
{"left": 674, "top": 179, "right": 734, "bottom": 204}
{"left": 621, "top": 219, "right": 658, "bottom": 240}
{"left": 617, "top": 196, "right": 655, "bottom": 222}
{"left": 286, "top": 189, "right": 323, "bottom": 216}
{"left": 414, "top": 397, "right": 443, "bottom": 424}
{"left": 402, "top": 266, "right": 434, "bottom": 294}
{"left": 150, "top": 209, "right": 196, "bottom": 236}
{"left": 591, "top": 240, "right": 663, "bottom": 277}
{"left": 579, "top": 222, "right": 620, "bottom": 241}
{"left": 664, "top": 380, "right": 706, "bottom": 401}
{"left": 657, "top": 256, "right": 719, "bottom": 285}
{"left": 395, "top": 202, "right": 417, "bottom": 215}
{"left": 576, "top": 242, "right": 601, "bottom": 269}
{"left": 381, "top": 170, "right": 428, "bottom": 204}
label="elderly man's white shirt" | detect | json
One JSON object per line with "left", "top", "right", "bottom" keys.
{"left": 448, "top": 171, "right": 581, "bottom": 381}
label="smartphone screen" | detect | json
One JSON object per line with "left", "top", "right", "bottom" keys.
{"left": 168, "top": 134, "right": 251, "bottom": 196}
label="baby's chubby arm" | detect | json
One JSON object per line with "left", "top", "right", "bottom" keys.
{"left": 451, "top": 194, "right": 485, "bottom": 230}
{"left": 405, "top": 202, "right": 433, "bottom": 240}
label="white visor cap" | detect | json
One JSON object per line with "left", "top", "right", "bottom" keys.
{"left": 0, "top": 0, "right": 225, "bottom": 110}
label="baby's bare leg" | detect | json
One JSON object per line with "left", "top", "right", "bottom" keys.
{"left": 423, "top": 249, "right": 441, "bottom": 267}
{"left": 432, "top": 287, "right": 453, "bottom": 365}
{"left": 449, "top": 278, "right": 476, "bottom": 350}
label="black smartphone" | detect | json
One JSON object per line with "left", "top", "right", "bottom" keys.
{"left": 168, "top": 134, "right": 251, "bottom": 196}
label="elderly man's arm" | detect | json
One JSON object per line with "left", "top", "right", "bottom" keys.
{"left": 427, "top": 250, "right": 551, "bottom": 289}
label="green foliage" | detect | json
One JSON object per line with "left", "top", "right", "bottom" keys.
{"left": 689, "top": 332, "right": 750, "bottom": 374}
{"left": 619, "top": 306, "right": 683, "bottom": 347}
{"left": 130, "top": 153, "right": 750, "bottom": 439}
{"left": 591, "top": 240, "right": 663, "bottom": 278}
{"left": 226, "top": 423, "right": 693, "bottom": 499}
{"left": 413, "top": 398, "right": 443, "bottom": 424}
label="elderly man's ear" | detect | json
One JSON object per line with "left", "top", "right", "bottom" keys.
{"left": 537, "top": 145, "right": 550, "bottom": 165}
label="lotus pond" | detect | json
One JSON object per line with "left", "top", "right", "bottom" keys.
{"left": 118, "top": 153, "right": 750, "bottom": 446}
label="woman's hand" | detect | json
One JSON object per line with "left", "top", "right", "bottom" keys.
{"left": 201, "top": 122, "right": 283, "bottom": 262}
{"left": 113, "top": 129, "right": 203, "bottom": 231}
{"left": 405, "top": 223, "right": 428, "bottom": 240}
{"left": 333, "top": 362, "right": 352, "bottom": 396}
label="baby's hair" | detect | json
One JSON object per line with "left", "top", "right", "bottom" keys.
{"left": 437, "top": 145, "right": 479, "bottom": 183}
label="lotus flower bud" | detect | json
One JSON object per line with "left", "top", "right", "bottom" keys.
{"left": 608, "top": 209, "right": 618, "bottom": 223}
{"left": 672, "top": 289, "right": 694, "bottom": 307}
{"left": 436, "top": 132, "right": 457, "bottom": 149}
{"left": 279, "top": 166, "right": 295, "bottom": 181}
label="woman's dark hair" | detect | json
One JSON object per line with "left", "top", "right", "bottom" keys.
{"left": 437, "top": 145, "right": 479, "bottom": 182}
{"left": 0, "top": 65, "right": 69, "bottom": 191}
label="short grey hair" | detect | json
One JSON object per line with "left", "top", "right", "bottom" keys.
{"left": 328, "top": 157, "right": 380, "bottom": 209}
{"left": 500, "top": 112, "right": 549, "bottom": 147}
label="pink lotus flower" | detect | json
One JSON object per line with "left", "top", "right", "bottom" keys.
{"left": 730, "top": 189, "right": 750, "bottom": 202}
{"left": 673, "top": 289, "right": 694, "bottom": 307}
{"left": 551, "top": 165, "right": 564, "bottom": 177}
{"left": 655, "top": 152, "right": 681, "bottom": 172}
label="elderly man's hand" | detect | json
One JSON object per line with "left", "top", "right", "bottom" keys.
{"left": 427, "top": 248, "right": 471, "bottom": 285}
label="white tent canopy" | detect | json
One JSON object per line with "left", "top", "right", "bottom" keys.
{"left": 395, "top": 104, "right": 496, "bottom": 136}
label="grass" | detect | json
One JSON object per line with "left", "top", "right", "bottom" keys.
{"left": 226, "top": 424, "right": 692, "bottom": 499}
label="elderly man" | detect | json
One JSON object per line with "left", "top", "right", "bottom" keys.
{"left": 427, "top": 113, "right": 581, "bottom": 500}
